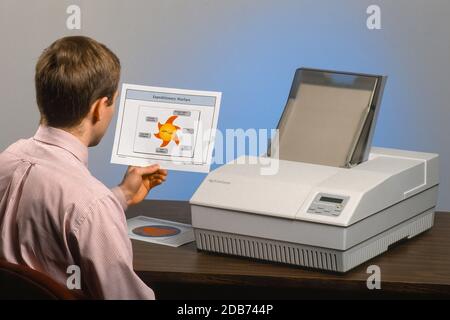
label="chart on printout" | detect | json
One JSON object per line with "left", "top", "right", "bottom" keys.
{"left": 127, "top": 216, "right": 195, "bottom": 247}
{"left": 111, "top": 84, "right": 221, "bottom": 173}
{"left": 133, "top": 106, "right": 201, "bottom": 158}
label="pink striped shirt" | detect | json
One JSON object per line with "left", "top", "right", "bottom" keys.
{"left": 0, "top": 126, "right": 155, "bottom": 299}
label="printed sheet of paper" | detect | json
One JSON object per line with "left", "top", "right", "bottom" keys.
{"left": 111, "top": 84, "right": 221, "bottom": 172}
{"left": 127, "top": 216, "right": 195, "bottom": 247}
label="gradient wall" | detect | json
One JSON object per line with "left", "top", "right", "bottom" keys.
{"left": 1, "top": 0, "right": 449, "bottom": 209}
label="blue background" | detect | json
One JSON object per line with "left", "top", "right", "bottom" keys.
{"left": 1, "top": 0, "right": 449, "bottom": 209}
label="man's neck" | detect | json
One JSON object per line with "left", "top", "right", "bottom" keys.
{"left": 63, "top": 126, "right": 91, "bottom": 147}
{"left": 41, "top": 120, "right": 91, "bottom": 147}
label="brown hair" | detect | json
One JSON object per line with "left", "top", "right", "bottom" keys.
{"left": 35, "top": 36, "right": 121, "bottom": 128}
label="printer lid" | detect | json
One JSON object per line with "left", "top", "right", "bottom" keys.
{"left": 269, "top": 68, "right": 386, "bottom": 168}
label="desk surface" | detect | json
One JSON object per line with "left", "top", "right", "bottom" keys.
{"left": 127, "top": 200, "right": 450, "bottom": 299}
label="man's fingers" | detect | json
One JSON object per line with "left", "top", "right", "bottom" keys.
{"left": 134, "top": 164, "right": 161, "bottom": 176}
{"left": 158, "top": 169, "right": 168, "bottom": 176}
{"left": 151, "top": 174, "right": 167, "bottom": 181}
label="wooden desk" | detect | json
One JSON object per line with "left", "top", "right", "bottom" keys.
{"left": 127, "top": 200, "right": 450, "bottom": 299}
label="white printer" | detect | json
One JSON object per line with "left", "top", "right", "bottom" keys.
{"left": 190, "top": 68, "right": 439, "bottom": 272}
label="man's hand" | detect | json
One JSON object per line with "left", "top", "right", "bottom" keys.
{"left": 119, "top": 164, "right": 168, "bottom": 206}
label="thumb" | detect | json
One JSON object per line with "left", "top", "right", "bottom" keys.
{"left": 135, "top": 164, "right": 161, "bottom": 176}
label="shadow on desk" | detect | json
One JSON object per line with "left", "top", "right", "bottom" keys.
{"left": 127, "top": 200, "right": 450, "bottom": 300}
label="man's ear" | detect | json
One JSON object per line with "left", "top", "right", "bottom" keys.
{"left": 90, "top": 97, "right": 109, "bottom": 124}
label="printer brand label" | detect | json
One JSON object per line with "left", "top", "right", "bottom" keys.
{"left": 208, "top": 179, "right": 231, "bottom": 185}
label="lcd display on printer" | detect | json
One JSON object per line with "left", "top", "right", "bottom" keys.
{"left": 319, "top": 196, "right": 343, "bottom": 204}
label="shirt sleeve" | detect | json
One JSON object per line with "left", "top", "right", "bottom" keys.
{"left": 110, "top": 186, "right": 128, "bottom": 211}
{"left": 70, "top": 193, "right": 154, "bottom": 300}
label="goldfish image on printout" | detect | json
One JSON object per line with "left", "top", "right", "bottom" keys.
{"left": 154, "top": 115, "right": 181, "bottom": 148}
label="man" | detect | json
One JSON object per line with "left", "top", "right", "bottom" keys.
{"left": 0, "top": 36, "right": 167, "bottom": 299}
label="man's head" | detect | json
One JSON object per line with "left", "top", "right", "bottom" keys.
{"left": 35, "top": 36, "right": 121, "bottom": 146}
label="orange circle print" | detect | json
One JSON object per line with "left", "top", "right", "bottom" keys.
{"left": 132, "top": 225, "right": 181, "bottom": 238}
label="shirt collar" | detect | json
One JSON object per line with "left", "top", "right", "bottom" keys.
{"left": 33, "top": 125, "right": 89, "bottom": 167}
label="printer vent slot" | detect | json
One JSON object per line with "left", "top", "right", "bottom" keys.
{"left": 194, "top": 210, "right": 435, "bottom": 273}
{"left": 195, "top": 229, "right": 339, "bottom": 272}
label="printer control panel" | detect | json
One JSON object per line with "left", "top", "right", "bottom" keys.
{"left": 307, "top": 193, "right": 349, "bottom": 217}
